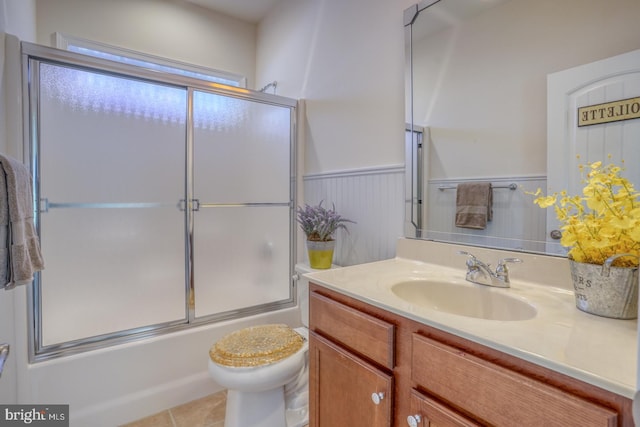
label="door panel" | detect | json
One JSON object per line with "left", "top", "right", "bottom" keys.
{"left": 547, "top": 49, "right": 640, "bottom": 246}
{"left": 310, "top": 332, "right": 393, "bottom": 427}
{"left": 38, "top": 63, "right": 188, "bottom": 346}
{"left": 192, "top": 206, "right": 291, "bottom": 318}
{"left": 192, "top": 90, "right": 293, "bottom": 318}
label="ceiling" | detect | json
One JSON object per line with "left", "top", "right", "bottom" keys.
{"left": 182, "top": 0, "right": 281, "bottom": 23}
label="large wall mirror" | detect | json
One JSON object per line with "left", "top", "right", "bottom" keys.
{"left": 404, "top": 0, "right": 640, "bottom": 256}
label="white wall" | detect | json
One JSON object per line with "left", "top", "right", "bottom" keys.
{"left": 35, "top": 0, "right": 258, "bottom": 89}
{"left": 258, "top": 0, "right": 413, "bottom": 174}
{"left": 1, "top": 0, "right": 36, "bottom": 42}
{"left": 257, "top": 0, "right": 414, "bottom": 265}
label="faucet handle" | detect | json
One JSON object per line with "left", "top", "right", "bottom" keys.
{"left": 457, "top": 251, "right": 479, "bottom": 262}
{"left": 497, "top": 257, "right": 523, "bottom": 266}
{"left": 457, "top": 250, "right": 474, "bottom": 258}
{"left": 457, "top": 251, "right": 480, "bottom": 269}
{"left": 495, "top": 258, "right": 523, "bottom": 283}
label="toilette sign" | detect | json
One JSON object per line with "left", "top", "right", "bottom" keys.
{"left": 578, "top": 96, "right": 640, "bottom": 127}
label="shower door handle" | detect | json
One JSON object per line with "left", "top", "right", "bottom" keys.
{"left": 179, "top": 199, "right": 200, "bottom": 212}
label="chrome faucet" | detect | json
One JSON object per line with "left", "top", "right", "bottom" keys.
{"left": 458, "top": 251, "right": 522, "bottom": 288}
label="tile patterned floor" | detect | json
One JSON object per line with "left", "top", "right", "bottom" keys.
{"left": 120, "top": 391, "right": 226, "bottom": 427}
{"left": 121, "top": 389, "right": 309, "bottom": 427}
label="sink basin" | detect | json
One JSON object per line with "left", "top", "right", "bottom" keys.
{"left": 391, "top": 280, "right": 536, "bottom": 321}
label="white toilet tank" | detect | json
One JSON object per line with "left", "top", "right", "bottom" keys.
{"left": 295, "top": 263, "right": 337, "bottom": 328}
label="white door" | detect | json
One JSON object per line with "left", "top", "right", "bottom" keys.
{"left": 547, "top": 49, "right": 640, "bottom": 244}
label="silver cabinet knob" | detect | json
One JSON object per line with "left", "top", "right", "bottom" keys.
{"left": 407, "top": 414, "right": 422, "bottom": 427}
{"left": 371, "top": 392, "right": 385, "bottom": 405}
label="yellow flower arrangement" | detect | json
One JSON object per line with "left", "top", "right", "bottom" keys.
{"left": 531, "top": 161, "right": 640, "bottom": 267}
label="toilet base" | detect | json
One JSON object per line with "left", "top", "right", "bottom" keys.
{"left": 225, "top": 387, "right": 286, "bottom": 427}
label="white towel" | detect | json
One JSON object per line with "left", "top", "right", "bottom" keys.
{"left": 0, "top": 154, "right": 44, "bottom": 290}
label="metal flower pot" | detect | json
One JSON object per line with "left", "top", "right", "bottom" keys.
{"left": 569, "top": 259, "right": 638, "bottom": 319}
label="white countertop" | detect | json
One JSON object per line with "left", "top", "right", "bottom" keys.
{"left": 305, "top": 239, "right": 638, "bottom": 399}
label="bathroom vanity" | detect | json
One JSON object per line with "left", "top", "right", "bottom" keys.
{"left": 307, "top": 239, "right": 636, "bottom": 426}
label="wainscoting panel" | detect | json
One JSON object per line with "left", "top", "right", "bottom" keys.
{"left": 303, "top": 165, "right": 405, "bottom": 266}
{"left": 425, "top": 176, "right": 549, "bottom": 253}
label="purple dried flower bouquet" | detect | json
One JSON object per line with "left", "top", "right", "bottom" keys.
{"left": 296, "top": 202, "right": 354, "bottom": 242}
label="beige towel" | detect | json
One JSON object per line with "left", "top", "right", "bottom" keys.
{"left": 455, "top": 182, "right": 493, "bottom": 229}
{"left": 0, "top": 154, "right": 44, "bottom": 290}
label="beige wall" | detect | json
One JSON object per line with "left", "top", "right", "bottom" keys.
{"left": 35, "top": 0, "right": 258, "bottom": 88}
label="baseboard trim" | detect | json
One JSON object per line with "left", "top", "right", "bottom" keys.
{"left": 72, "top": 371, "right": 222, "bottom": 427}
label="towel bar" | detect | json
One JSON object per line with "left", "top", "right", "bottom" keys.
{"left": 438, "top": 183, "right": 517, "bottom": 191}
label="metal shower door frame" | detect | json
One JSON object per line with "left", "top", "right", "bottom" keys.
{"left": 21, "top": 42, "right": 298, "bottom": 361}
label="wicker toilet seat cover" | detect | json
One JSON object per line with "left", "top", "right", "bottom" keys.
{"left": 209, "top": 324, "right": 305, "bottom": 367}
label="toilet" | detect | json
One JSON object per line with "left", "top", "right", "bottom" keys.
{"left": 208, "top": 263, "right": 318, "bottom": 427}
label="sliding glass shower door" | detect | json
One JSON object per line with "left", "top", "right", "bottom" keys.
{"left": 24, "top": 44, "right": 296, "bottom": 359}
{"left": 192, "top": 91, "right": 293, "bottom": 318}
{"left": 37, "top": 63, "right": 189, "bottom": 347}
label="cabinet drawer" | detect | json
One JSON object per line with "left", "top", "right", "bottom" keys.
{"left": 411, "top": 333, "right": 618, "bottom": 427}
{"left": 310, "top": 291, "right": 394, "bottom": 369}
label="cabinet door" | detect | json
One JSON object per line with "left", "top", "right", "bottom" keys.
{"left": 310, "top": 331, "right": 393, "bottom": 427}
{"left": 408, "top": 389, "right": 481, "bottom": 427}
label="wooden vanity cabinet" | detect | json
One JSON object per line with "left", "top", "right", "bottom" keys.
{"left": 309, "top": 283, "right": 634, "bottom": 427}
{"left": 309, "top": 290, "right": 395, "bottom": 426}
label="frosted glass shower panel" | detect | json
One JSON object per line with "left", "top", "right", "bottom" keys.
{"left": 39, "top": 64, "right": 186, "bottom": 203}
{"left": 192, "top": 91, "right": 293, "bottom": 318}
{"left": 193, "top": 207, "right": 291, "bottom": 318}
{"left": 193, "top": 91, "right": 292, "bottom": 202}
{"left": 39, "top": 208, "right": 186, "bottom": 345}
{"left": 38, "top": 63, "right": 188, "bottom": 345}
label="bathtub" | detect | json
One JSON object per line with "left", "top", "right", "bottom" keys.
{"left": 12, "top": 291, "right": 301, "bottom": 427}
